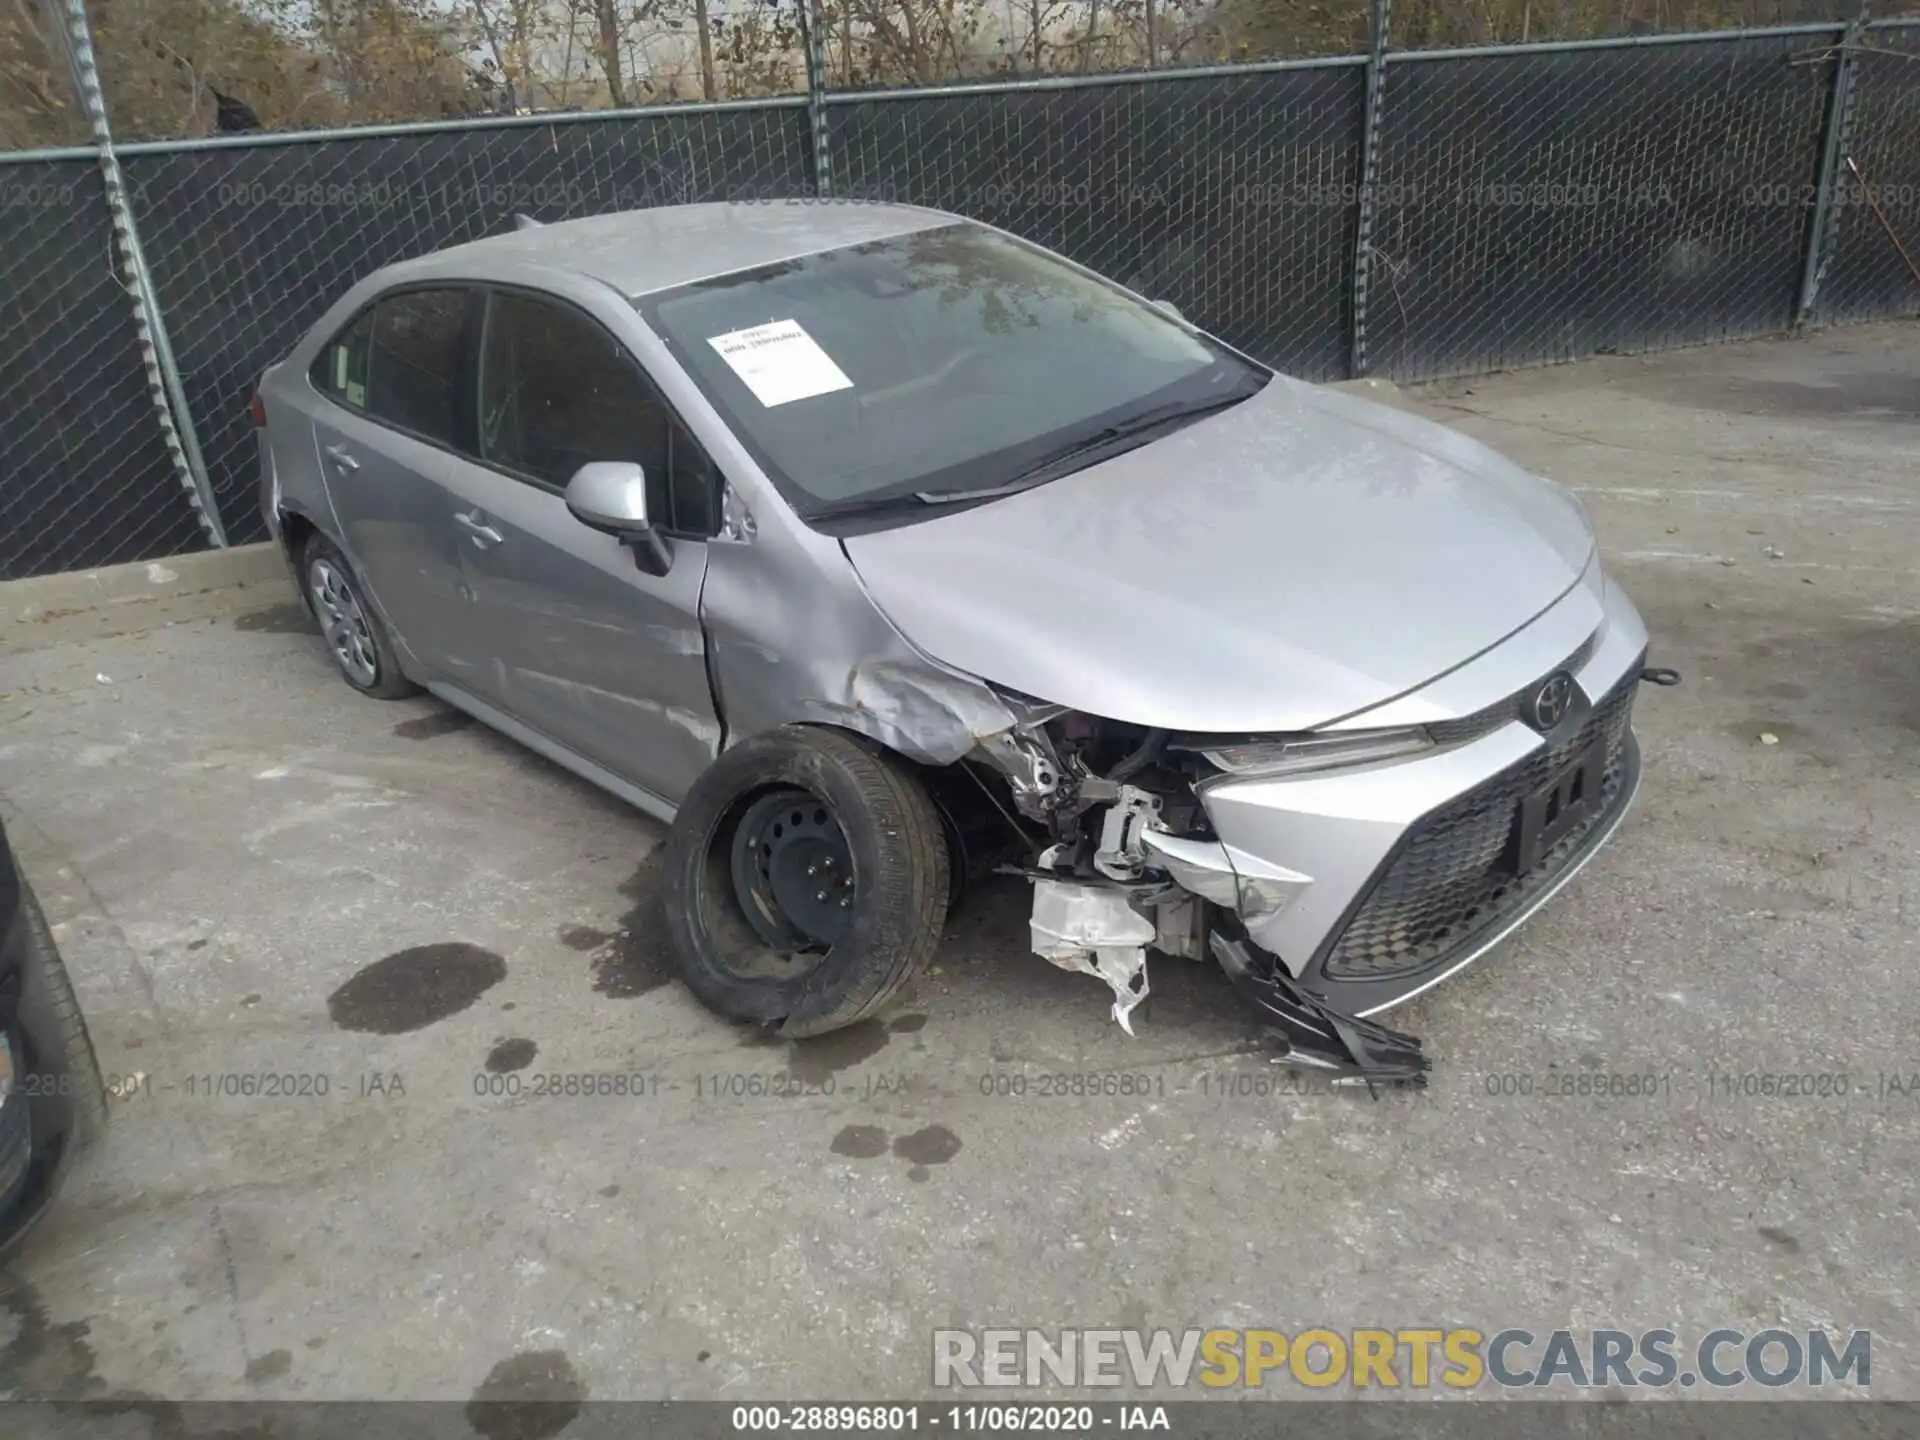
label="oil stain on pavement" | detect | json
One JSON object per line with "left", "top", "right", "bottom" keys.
{"left": 830, "top": 1124, "right": 890, "bottom": 1159}
{"left": 582, "top": 853, "right": 674, "bottom": 998}
{"left": 485, "top": 1038, "right": 538, "bottom": 1073}
{"left": 787, "top": 1020, "right": 889, "bottom": 1085}
{"left": 245, "top": 1349, "right": 293, "bottom": 1384}
{"left": 0, "top": 1278, "right": 101, "bottom": 1398}
{"left": 328, "top": 943, "right": 508, "bottom": 1033}
{"left": 393, "top": 709, "right": 476, "bottom": 740}
{"left": 893, "top": 1125, "right": 962, "bottom": 1180}
{"left": 233, "top": 602, "right": 318, "bottom": 635}
{"left": 466, "top": 1350, "right": 586, "bottom": 1440}
{"left": 826, "top": 1122, "right": 962, "bottom": 1182}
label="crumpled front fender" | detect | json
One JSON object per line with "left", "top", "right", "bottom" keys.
{"left": 699, "top": 500, "right": 1028, "bottom": 764}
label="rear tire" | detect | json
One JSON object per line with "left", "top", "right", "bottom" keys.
{"left": 662, "top": 726, "right": 950, "bottom": 1037}
{"left": 18, "top": 882, "right": 106, "bottom": 1149}
{"left": 302, "top": 534, "right": 418, "bottom": 700}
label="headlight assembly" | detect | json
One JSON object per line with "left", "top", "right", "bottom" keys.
{"left": 1189, "top": 726, "right": 1434, "bottom": 779}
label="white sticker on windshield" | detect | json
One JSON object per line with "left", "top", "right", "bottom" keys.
{"left": 707, "top": 319, "right": 853, "bottom": 408}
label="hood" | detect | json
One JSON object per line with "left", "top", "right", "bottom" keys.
{"left": 839, "top": 376, "right": 1596, "bottom": 733}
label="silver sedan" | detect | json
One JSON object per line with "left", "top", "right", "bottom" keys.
{"left": 257, "top": 202, "right": 1667, "bottom": 1083}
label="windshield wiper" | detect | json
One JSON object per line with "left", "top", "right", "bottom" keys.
{"left": 810, "top": 386, "right": 1259, "bottom": 521}
{"left": 808, "top": 489, "right": 971, "bottom": 521}
{"left": 918, "top": 389, "right": 1257, "bottom": 503}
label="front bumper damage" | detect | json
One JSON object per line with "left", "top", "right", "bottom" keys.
{"left": 977, "top": 570, "right": 1670, "bottom": 1087}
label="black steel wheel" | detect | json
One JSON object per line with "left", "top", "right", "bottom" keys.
{"left": 663, "top": 726, "right": 949, "bottom": 1037}
{"left": 729, "top": 788, "right": 858, "bottom": 954}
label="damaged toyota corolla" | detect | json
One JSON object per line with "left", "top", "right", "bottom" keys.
{"left": 258, "top": 202, "right": 1675, "bottom": 1083}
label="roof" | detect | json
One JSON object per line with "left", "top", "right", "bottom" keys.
{"left": 390, "top": 201, "right": 958, "bottom": 297}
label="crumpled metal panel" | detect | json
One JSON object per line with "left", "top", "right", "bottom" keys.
{"left": 698, "top": 499, "right": 1020, "bottom": 764}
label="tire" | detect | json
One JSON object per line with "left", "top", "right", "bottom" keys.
{"left": 17, "top": 882, "right": 106, "bottom": 1149}
{"left": 301, "top": 534, "right": 419, "bottom": 699}
{"left": 662, "top": 726, "right": 950, "bottom": 1037}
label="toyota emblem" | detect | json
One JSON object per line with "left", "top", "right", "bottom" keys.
{"left": 1526, "top": 672, "right": 1576, "bottom": 732}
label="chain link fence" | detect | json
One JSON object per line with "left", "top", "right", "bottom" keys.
{"left": 1811, "top": 18, "right": 1920, "bottom": 324}
{"left": 118, "top": 103, "right": 815, "bottom": 545}
{"left": 1, "top": 15, "right": 1917, "bottom": 579}
{"left": 0, "top": 158, "right": 203, "bottom": 578}
{"left": 1362, "top": 28, "right": 1838, "bottom": 380}
{"left": 827, "top": 60, "right": 1366, "bottom": 378}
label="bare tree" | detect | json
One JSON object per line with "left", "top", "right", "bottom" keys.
{"left": 692, "top": 0, "right": 715, "bottom": 96}
{"left": 592, "top": 0, "right": 628, "bottom": 103}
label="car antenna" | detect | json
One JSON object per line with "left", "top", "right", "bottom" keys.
{"left": 512, "top": 213, "right": 544, "bottom": 231}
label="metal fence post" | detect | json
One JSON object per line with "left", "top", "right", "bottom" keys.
{"left": 800, "top": 0, "right": 834, "bottom": 197}
{"left": 1795, "top": 6, "right": 1870, "bottom": 325}
{"left": 50, "top": 0, "right": 227, "bottom": 547}
{"left": 1349, "top": 0, "right": 1391, "bottom": 378}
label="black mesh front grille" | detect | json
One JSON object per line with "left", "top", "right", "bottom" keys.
{"left": 1321, "top": 670, "right": 1639, "bottom": 981}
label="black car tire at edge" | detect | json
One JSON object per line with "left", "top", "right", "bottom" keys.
{"left": 17, "top": 882, "right": 106, "bottom": 1148}
{"left": 662, "top": 726, "right": 950, "bottom": 1038}
{"left": 302, "top": 533, "right": 420, "bottom": 700}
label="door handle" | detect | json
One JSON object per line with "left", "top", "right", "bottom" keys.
{"left": 454, "top": 510, "right": 504, "bottom": 546}
{"left": 324, "top": 443, "right": 359, "bottom": 472}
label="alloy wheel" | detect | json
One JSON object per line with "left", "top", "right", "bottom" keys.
{"left": 308, "top": 557, "right": 379, "bottom": 687}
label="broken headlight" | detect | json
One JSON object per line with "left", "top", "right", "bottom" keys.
{"left": 1191, "top": 726, "right": 1433, "bottom": 779}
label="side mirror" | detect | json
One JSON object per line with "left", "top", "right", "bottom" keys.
{"left": 566, "top": 461, "right": 671, "bottom": 575}
{"left": 1153, "top": 299, "right": 1185, "bottom": 322}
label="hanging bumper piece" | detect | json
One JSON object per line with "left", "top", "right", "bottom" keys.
{"left": 1210, "top": 916, "right": 1431, "bottom": 1092}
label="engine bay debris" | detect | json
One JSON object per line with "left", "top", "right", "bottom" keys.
{"left": 1027, "top": 879, "right": 1154, "bottom": 1034}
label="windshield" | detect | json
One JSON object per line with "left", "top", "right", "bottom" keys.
{"left": 637, "top": 222, "right": 1268, "bottom": 519}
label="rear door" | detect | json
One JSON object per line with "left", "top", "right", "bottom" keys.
{"left": 440, "top": 286, "right": 721, "bottom": 803}
{"left": 307, "top": 287, "right": 477, "bottom": 678}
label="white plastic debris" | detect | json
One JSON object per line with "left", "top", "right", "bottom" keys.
{"left": 1760, "top": 732, "right": 1780, "bottom": 746}
{"left": 1028, "top": 880, "right": 1155, "bottom": 1034}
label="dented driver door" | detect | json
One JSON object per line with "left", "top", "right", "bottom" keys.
{"left": 446, "top": 287, "right": 721, "bottom": 805}
{"left": 444, "top": 461, "right": 719, "bottom": 804}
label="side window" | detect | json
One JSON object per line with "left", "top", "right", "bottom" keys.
{"left": 311, "top": 310, "right": 373, "bottom": 409}
{"left": 366, "top": 291, "right": 468, "bottom": 443}
{"left": 309, "top": 289, "right": 468, "bottom": 447}
{"left": 479, "top": 291, "right": 716, "bottom": 533}
{"left": 665, "top": 417, "right": 717, "bottom": 536}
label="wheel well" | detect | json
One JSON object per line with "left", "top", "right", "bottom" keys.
{"left": 278, "top": 510, "right": 318, "bottom": 609}
{"left": 915, "top": 757, "right": 1034, "bottom": 909}
{"left": 279, "top": 508, "right": 317, "bottom": 566}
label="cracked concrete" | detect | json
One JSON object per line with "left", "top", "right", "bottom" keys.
{"left": 0, "top": 321, "right": 1914, "bottom": 1405}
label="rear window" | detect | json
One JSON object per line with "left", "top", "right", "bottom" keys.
{"left": 312, "top": 288, "right": 470, "bottom": 445}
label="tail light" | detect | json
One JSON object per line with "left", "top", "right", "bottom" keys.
{"left": 248, "top": 392, "right": 267, "bottom": 429}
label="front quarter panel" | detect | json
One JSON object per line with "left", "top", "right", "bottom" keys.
{"left": 699, "top": 508, "right": 1020, "bottom": 764}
